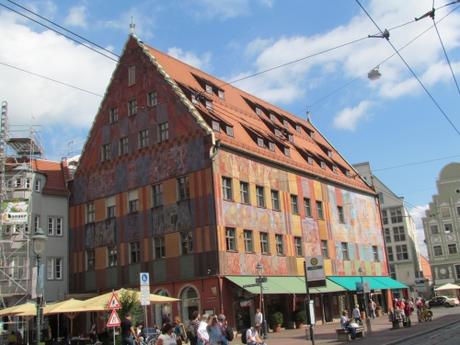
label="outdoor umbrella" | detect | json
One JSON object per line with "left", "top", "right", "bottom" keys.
{"left": 434, "top": 283, "right": 460, "bottom": 291}
{"left": 0, "top": 302, "right": 36, "bottom": 317}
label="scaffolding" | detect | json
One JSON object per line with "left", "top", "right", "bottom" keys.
{"left": 0, "top": 101, "right": 43, "bottom": 310}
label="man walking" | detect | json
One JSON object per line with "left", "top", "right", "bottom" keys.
{"left": 121, "top": 313, "right": 138, "bottom": 345}
{"left": 255, "top": 309, "right": 263, "bottom": 336}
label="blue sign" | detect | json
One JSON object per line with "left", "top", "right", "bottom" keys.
{"left": 140, "top": 272, "right": 150, "bottom": 286}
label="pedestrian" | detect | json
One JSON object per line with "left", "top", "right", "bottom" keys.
{"left": 208, "top": 315, "right": 223, "bottom": 345}
{"left": 254, "top": 308, "right": 263, "bottom": 335}
{"left": 369, "top": 299, "right": 376, "bottom": 319}
{"left": 340, "top": 310, "right": 356, "bottom": 340}
{"left": 217, "top": 314, "right": 231, "bottom": 344}
{"left": 404, "top": 300, "right": 413, "bottom": 327}
{"left": 173, "top": 316, "right": 187, "bottom": 345}
{"left": 157, "top": 323, "right": 178, "bottom": 345}
{"left": 89, "top": 323, "right": 97, "bottom": 344}
{"left": 120, "top": 313, "right": 138, "bottom": 345}
{"left": 136, "top": 322, "right": 146, "bottom": 340}
{"left": 352, "top": 304, "right": 361, "bottom": 323}
{"left": 187, "top": 311, "right": 200, "bottom": 345}
{"left": 245, "top": 324, "right": 265, "bottom": 345}
{"left": 197, "top": 314, "right": 210, "bottom": 345}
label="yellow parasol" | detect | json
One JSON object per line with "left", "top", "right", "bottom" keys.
{"left": 43, "top": 298, "right": 84, "bottom": 315}
{"left": 0, "top": 302, "right": 36, "bottom": 317}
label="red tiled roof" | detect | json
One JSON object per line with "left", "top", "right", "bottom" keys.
{"left": 32, "top": 159, "right": 68, "bottom": 196}
{"left": 142, "top": 40, "right": 374, "bottom": 194}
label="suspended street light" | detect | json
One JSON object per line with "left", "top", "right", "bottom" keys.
{"left": 368, "top": 66, "right": 381, "bottom": 81}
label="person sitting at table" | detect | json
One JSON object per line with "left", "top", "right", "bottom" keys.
{"left": 340, "top": 310, "right": 356, "bottom": 340}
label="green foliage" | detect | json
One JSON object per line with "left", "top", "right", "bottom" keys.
{"left": 118, "top": 289, "right": 143, "bottom": 325}
{"left": 294, "top": 310, "right": 306, "bottom": 323}
{"left": 269, "top": 311, "right": 283, "bottom": 327}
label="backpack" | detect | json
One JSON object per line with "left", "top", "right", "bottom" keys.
{"left": 225, "top": 326, "right": 234, "bottom": 341}
{"left": 241, "top": 329, "right": 247, "bottom": 344}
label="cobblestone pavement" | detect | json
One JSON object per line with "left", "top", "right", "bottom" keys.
{"left": 232, "top": 307, "right": 460, "bottom": 345}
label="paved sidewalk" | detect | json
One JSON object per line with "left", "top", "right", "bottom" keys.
{"left": 233, "top": 308, "right": 460, "bottom": 345}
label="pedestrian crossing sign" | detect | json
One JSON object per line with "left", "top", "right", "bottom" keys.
{"left": 106, "top": 309, "right": 121, "bottom": 327}
{"left": 107, "top": 292, "right": 121, "bottom": 310}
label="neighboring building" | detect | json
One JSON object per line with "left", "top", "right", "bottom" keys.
{"left": 417, "top": 255, "right": 433, "bottom": 298}
{"left": 423, "top": 162, "right": 460, "bottom": 287}
{"left": 69, "top": 35, "right": 398, "bottom": 330}
{"left": 0, "top": 138, "right": 69, "bottom": 306}
{"left": 354, "top": 162, "right": 423, "bottom": 298}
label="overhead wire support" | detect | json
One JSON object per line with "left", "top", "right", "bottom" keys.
{"left": 355, "top": 0, "right": 460, "bottom": 137}
{"left": 0, "top": 3, "right": 118, "bottom": 63}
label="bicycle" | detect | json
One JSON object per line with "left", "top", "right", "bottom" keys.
{"left": 418, "top": 307, "right": 433, "bottom": 322}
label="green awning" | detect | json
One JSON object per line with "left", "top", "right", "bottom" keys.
{"left": 225, "top": 276, "right": 346, "bottom": 295}
{"left": 328, "top": 276, "right": 407, "bottom": 291}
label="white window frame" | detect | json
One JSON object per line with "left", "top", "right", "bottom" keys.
{"left": 159, "top": 122, "right": 169, "bottom": 143}
{"left": 55, "top": 257, "right": 63, "bottom": 280}
{"left": 47, "top": 216, "right": 55, "bottom": 236}
{"left": 34, "top": 178, "right": 41, "bottom": 192}
{"left": 47, "top": 258, "right": 54, "bottom": 280}
{"left": 147, "top": 91, "right": 158, "bottom": 107}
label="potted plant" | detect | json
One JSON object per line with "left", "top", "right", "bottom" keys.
{"left": 269, "top": 311, "right": 284, "bottom": 332}
{"left": 294, "top": 310, "right": 306, "bottom": 328}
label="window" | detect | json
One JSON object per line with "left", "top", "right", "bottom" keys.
{"left": 288, "top": 134, "right": 294, "bottom": 143}
{"left": 284, "top": 147, "right": 290, "bottom": 157}
{"left": 337, "top": 206, "right": 345, "bottom": 223}
{"left": 257, "top": 137, "right": 265, "bottom": 148}
{"left": 177, "top": 176, "right": 190, "bottom": 201}
{"left": 448, "top": 244, "right": 457, "bottom": 255}
{"left": 268, "top": 142, "right": 275, "bottom": 151}
{"left": 275, "top": 234, "right": 284, "bottom": 255}
{"left": 222, "top": 177, "right": 233, "bottom": 200}
{"left": 320, "top": 161, "right": 326, "bottom": 169}
{"left": 240, "top": 182, "right": 250, "bottom": 204}
{"left": 377, "top": 192, "right": 384, "bottom": 204}
{"left": 372, "top": 245, "right": 379, "bottom": 262}
{"left": 218, "top": 89, "right": 225, "bottom": 99}
{"left": 128, "top": 65, "right": 136, "bottom": 86}
{"left": 15, "top": 178, "right": 21, "bottom": 187}
{"left": 48, "top": 217, "right": 55, "bottom": 236}
{"left": 101, "top": 143, "right": 111, "bottom": 161}
{"left": 243, "top": 230, "right": 254, "bottom": 252}
{"left": 283, "top": 119, "right": 289, "bottom": 127}
{"left": 205, "top": 84, "right": 213, "bottom": 93}
{"left": 154, "top": 236, "right": 166, "bottom": 258}
{"left": 128, "top": 190, "right": 139, "bottom": 213}
{"left": 456, "top": 265, "right": 460, "bottom": 279}
{"left": 387, "top": 247, "right": 394, "bottom": 261}
{"left": 138, "top": 129, "right": 149, "bottom": 149}
{"left": 382, "top": 210, "right": 388, "bottom": 225}
{"left": 396, "top": 244, "right": 409, "bottom": 260}
{"left": 393, "top": 226, "right": 405, "bottom": 242}
{"left": 433, "top": 245, "right": 443, "bottom": 257}
{"left": 226, "top": 126, "right": 234, "bottom": 137}
{"left": 271, "top": 190, "right": 280, "bottom": 211}
{"left": 47, "top": 258, "right": 54, "bottom": 280}
{"left": 128, "top": 99, "right": 137, "bottom": 116}
{"left": 107, "top": 205, "right": 116, "bottom": 219}
{"left": 441, "top": 207, "right": 451, "bottom": 218}
{"left": 181, "top": 232, "right": 193, "bottom": 254}
{"left": 108, "top": 246, "right": 118, "bottom": 267}
{"left": 294, "top": 237, "right": 303, "bottom": 256}
{"left": 255, "top": 107, "right": 263, "bottom": 116}
{"left": 147, "top": 91, "right": 158, "bottom": 107}
{"left": 316, "top": 201, "right": 324, "bottom": 220}
{"left": 33, "top": 215, "right": 40, "bottom": 232}
{"left": 321, "top": 240, "right": 329, "bottom": 259}
{"left": 303, "top": 198, "right": 312, "bottom": 218}
{"left": 290, "top": 195, "right": 299, "bottom": 214}
{"left": 306, "top": 155, "right": 314, "bottom": 165}
{"left": 225, "top": 228, "right": 236, "bottom": 251}
{"left": 86, "top": 250, "right": 95, "bottom": 271}
{"left": 260, "top": 232, "right": 269, "bottom": 254}
{"left": 109, "top": 107, "right": 118, "bottom": 124}
{"left": 389, "top": 264, "right": 396, "bottom": 279}
{"left": 430, "top": 224, "right": 439, "bottom": 234}
{"left": 457, "top": 206, "right": 460, "bottom": 217}
{"left": 205, "top": 100, "right": 213, "bottom": 110}
{"left": 444, "top": 223, "right": 453, "bottom": 233}
{"left": 295, "top": 124, "right": 302, "bottom": 133}
{"left": 327, "top": 150, "right": 333, "bottom": 158}
{"left": 274, "top": 128, "right": 282, "bottom": 137}
{"left": 152, "top": 184, "right": 163, "bottom": 207}
{"left": 341, "top": 242, "right": 349, "bottom": 260}
{"left": 25, "top": 178, "right": 30, "bottom": 189}
{"left": 384, "top": 228, "right": 391, "bottom": 243}
{"left": 212, "top": 120, "right": 221, "bottom": 132}
{"left": 159, "top": 122, "right": 169, "bottom": 143}
{"left": 119, "top": 136, "right": 129, "bottom": 156}
{"left": 390, "top": 208, "right": 403, "bottom": 223}
{"left": 256, "top": 186, "right": 265, "bottom": 207}
{"left": 55, "top": 258, "right": 63, "bottom": 280}
{"left": 129, "top": 242, "right": 140, "bottom": 263}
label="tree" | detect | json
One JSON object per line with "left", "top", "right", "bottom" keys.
{"left": 118, "top": 289, "right": 143, "bottom": 325}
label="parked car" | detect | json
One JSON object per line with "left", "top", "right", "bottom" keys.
{"left": 444, "top": 297, "right": 460, "bottom": 307}
{"left": 427, "top": 296, "right": 460, "bottom": 308}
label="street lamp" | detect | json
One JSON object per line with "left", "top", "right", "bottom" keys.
{"left": 255, "top": 263, "right": 267, "bottom": 339}
{"left": 33, "top": 228, "right": 47, "bottom": 345}
{"left": 357, "top": 267, "right": 372, "bottom": 333}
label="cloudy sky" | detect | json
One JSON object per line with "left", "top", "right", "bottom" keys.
{"left": 1, "top": 0, "right": 460, "bottom": 254}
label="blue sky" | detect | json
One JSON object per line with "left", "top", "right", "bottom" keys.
{"left": 1, "top": 0, "right": 460, "bottom": 251}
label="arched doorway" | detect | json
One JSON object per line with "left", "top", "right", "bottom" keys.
{"left": 180, "top": 286, "right": 200, "bottom": 323}
{"left": 154, "top": 289, "right": 172, "bottom": 326}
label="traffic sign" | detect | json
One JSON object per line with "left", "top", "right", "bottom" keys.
{"left": 106, "top": 309, "right": 121, "bottom": 327}
{"left": 140, "top": 285, "right": 150, "bottom": 306}
{"left": 140, "top": 272, "right": 150, "bottom": 286}
{"left": 107, "top": 292, "right": 121, "bottom": 310}
{"left": 255, "top": 277, "right": 267, "bottom": 284}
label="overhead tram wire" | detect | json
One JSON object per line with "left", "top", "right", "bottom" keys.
{"left": 0, "top": 61, "right": 104, "bottom": 97}
{"left": 373, "top": 154, "right": 460, "bottom": 172}
{"left": 307, "top": 4, "right": 460, "bottom": 111}
{"left": 355, "top": 0, "right": 460, "bottom": 137}
{"left": 6, "top": 0, "right": 119, "bottom": 59}
{"left": 0, "top": 3, "right": 118, "bottom": 62}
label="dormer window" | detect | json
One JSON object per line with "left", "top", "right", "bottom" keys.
{"left": 218, "top": 90, "right": 225, "bottom": 100}
{"left": 191, "top": 94, "right": 198, "bottom": 104}
{"left": 345, "top": 170, "right": 352, "bottom": 177}
{"left": 226, "top": 126, "right": 234, "bottom": 137}
{"left": 320, "top": 161, "right": 327, "bottom": 169}
{"left": 212, "top": 120, "right": 221, "bottom": 132}
{"left": 206, "top": 100, "right": 213, "bottom": 110}
{"left": 327, "top": 150, "right": 333, "bottom": 158}
{"left": 288, "top": 134, "right": 294, "bottom": 143}
{"left": 257, "top": 137, "right": 265, "bottom": 148}
{"left": 295, "top": 125, "right": 302, "bottom": 133}
{"left": 332, "top": 165, "right": 339, "bottom": 173}
{"left": 268, "top": 142, "right": 275, "bottom": 151}
{"left": 284, "top": 147, "right": 290, "bottom": 157}
{"left": 307, "top": 156, "right": 314, "bottom": 165}
{"left": 255, "top": 107, "right": 263, "bottom": 116}
{"left": 274, "top": 128, "right": 282, "bottom": 137}
{"left": 283, "top": 119, "right": 289, "bottom": 127}
{"left": 269, "top": 113, "right": 277, "bottom": 121}
{"left": 205, "top": 84, "right": 213, "bottom": 93}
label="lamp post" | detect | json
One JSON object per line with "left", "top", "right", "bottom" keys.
{"left": 256, "top": 263, "right": 267, "bottom": 339}
{"left": 33, "top": 228, "right": 47, "bottom": 345}
{"left": 357, "top": 267, "right": 372, "bottom": 333}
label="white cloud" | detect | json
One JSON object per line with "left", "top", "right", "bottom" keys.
{"left": 409, "top": 205, "right": 429, "bottom": 257}
{"left": 0, "top": 10, "right": 114, "bottom": 128}
{"left": 333, "top": 101, "right": 372, "bottom": 130}
{"left": 167, "top": 47, "right": 211, "bottom": 70}
{"left": 100, "top": 7, "right": 155, "bottom": 39}
{"left": 191, "top": 0, "right": 274, "bottom": 19}
{"left": 64, "top": 5, "right": 87, "bottom": 28}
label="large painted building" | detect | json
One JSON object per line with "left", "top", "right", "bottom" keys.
{"left": 354, "top": 162, "right": 423, "bottom": 298}
{"left": 423, "top": 163, "right": 460, "bottom": 287}
{"left": 69, "top": 35, "right": 400, "bottom": 329}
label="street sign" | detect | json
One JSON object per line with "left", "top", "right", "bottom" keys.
{"left": 356, "top": 282, "right": 370, "bottom": 293}
{"left": 255, "top": 277, "right": 267, "bottom": 284}
{"left": 106, "top": 309, "right": 121, "bottom": 327}
{"left": 305, "top": 256, "right": 326, "bottom": 286}
{"left": 140, "top": 272, "right": 150, "bottom": 306}
{"left": 140, "top": 272, "right": 150, "bottom": 286}
{"left": 107, "top": 292, "right": 121, "bottom": 310}
{"left": 306, "top": 300, "right": 315, "bottom": 325}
